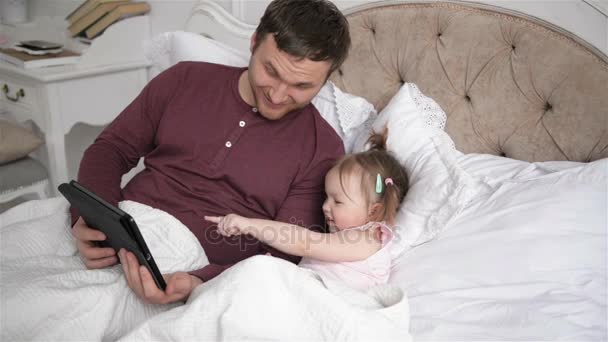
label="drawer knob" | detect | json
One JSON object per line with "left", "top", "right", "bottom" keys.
{"left": 3, "top": 84, "right": 25, "bottom": 102}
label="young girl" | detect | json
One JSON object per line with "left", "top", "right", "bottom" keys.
{"left": 205, "top": 133, "right": 408, "bottom": 290}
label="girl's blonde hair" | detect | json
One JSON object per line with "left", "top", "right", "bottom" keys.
{"left": 334, "top": 129, "right": 409, "bottom": 224}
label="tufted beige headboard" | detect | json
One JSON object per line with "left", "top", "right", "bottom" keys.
{"left": 329, "top": 1, "right": 608, "bottom": 162}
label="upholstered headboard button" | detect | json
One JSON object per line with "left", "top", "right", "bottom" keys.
{"left": 330, "top": 2, "right": 608, "bottom": 162}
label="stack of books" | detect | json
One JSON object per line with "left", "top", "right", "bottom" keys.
{"left": 67, "top": 0, "right": 150, "bottom": 39}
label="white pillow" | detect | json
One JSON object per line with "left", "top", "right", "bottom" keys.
{"left": 311, "top": 81, "right": 376, "bottom": 153}
{"left": 356, "top": 83, "right": 589, "bottom": 259}
{"left": 144, "top": 31, "right": 249, "bottom": 77}
{"left": 357, "top": 83, "right": 488, "bottom": 259}
{"left": 144, "top": 31, "right": 375, "bottom": 152}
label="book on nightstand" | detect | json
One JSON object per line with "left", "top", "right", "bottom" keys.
{"left": 66, "top": 0, "right": 132, "bottom": 25}
{"left": 84, "top": 2, "right": 151, "bottom": 39}
{"left": 0, "top": 48, "right": 81, "bottom": 69}
{"left": 68, "top": 0, "right": 130, "bottom": 37}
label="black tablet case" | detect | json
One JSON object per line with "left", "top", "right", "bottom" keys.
{"left": 59, "top": 181, "right": 166, "bottom": 290}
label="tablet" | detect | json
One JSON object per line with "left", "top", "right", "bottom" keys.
{"left": 58, "top": 180, "right": 166, "bottom": 290}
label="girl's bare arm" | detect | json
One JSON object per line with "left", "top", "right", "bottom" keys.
{"left": 205, "top": 215, "right": 381, "bottom": 262}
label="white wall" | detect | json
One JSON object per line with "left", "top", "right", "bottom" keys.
{"left": 232, "top": 0, "right": 608, "bottom": 55}
{"left": 28, "top": 0, "right": 229, "bottom": 35}
{"left": 28, "top": 0, "right": 608, "bottom": 55}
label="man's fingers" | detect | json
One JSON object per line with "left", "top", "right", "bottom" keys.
{"left": 126, "top": 251, "right": 144, "bottom": 295}
{"left": 120, "top": 250, "right": 145, "bottom": 300}
{"left": 84, "top": 255, "right": 118, "bottom": 269}
{"left": 119, "top": 249, "right": 132, "bottom": 287}
{"left": 73, "top": 217, "right": 114, "bottom": 270}
{"left": 139, "top": 266, "right": 171, "bottom": 303}
{"left": 72, "top": 222, "right": 106, "bottom": 242}
{"left": 164, "top": 273, "right": 193, "bottom": 303}
{"left": 77, "top": 241, "right": 115, "bottom": 259}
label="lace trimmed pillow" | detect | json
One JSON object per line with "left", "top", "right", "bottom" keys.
{"left": 356, "top": 83, "right": 487, "bottom": 260}
{"left": 312, "top": 81, "right": 376, "bottom": 153}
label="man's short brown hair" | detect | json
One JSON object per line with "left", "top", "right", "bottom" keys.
{"left": 254, "top": 0, "right": 351, "bottom": 76}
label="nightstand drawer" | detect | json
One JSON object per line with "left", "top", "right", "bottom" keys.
{"left": 0, "top": 77, "right": 38, "bottom": 113}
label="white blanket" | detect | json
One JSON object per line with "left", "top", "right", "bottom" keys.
{"left": 121, "top": 256, "right": 409, "bottom": 341}
{"left": 391, "top": 159, "right": 607, "bottom": 340}
{"left": 1, "top": 198, "right": 410, "bottom": 341}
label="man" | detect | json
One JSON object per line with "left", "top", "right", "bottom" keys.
{"left": 71, "top": 0, "right": 350, "bottom": 304}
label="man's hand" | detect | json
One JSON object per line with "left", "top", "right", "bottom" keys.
{"left": 205, "top": 214, "right": 252, "bottom": 237}
{"left": 118, "top": 249, "right": 203, "bottom": 304}
{"left": 72, "top": 217, "right": 118, "bottom": 269}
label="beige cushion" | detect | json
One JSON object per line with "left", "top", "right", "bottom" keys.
{"left": 0, "top": 119, "right": 43, "bottom": 165}
{"left": 330, "top": 2, "right": 608, "bottom": 162}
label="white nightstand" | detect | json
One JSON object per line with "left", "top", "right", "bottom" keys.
{"left": 0, "top": 16, "right": 151, "bottom": 195}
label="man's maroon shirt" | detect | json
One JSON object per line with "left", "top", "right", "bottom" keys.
{"left": 73, "top": 62, "right": 344, "bottom": 281}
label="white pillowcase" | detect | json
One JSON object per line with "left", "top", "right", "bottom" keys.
{"left": 311, "top": 81, "right": 376, "bottom": 153}
{"left": 144, "top": 31, "right": 249, "bottom": 76}
{"left": 144, "top": 31, "right": 375, "bottom": 153}
{"left": 356, "top": 83, "right": 488, "bottom": 259}
{"left": 356, "top": 83, "right": 590, "bottom": 260}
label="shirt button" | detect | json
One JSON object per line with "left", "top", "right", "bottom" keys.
{"left": 239, "top": 120, "right": 246, "bottom": 127}
{"left": 225, "top": 141, "right": 232, "bottom": 148}
{"left": 252, "top": 107, "right": 258, "bottom": 112}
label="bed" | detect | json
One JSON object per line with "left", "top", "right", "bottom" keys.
{"left": 1, "top": 1, "right": 606, "bottom": 340}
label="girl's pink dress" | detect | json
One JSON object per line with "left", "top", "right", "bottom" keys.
{"left": 298, "top": 221, "right": 394, "bottom": 291}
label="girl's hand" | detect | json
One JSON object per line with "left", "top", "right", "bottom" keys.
{"left": 204, "top": 214, "right": 252, "bottom": 236}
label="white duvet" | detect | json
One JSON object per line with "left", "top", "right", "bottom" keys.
{"left": 391, "top": 158, "right": 607, "bottom": 340}
{"left": 0, "top": 199, "right": 409, "bottom": 341}
{"left": 1, "top": 159, "right": 605, "bottom": 341}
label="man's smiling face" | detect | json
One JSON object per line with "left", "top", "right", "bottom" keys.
{"left": 241, "top": 33, "right": 331, "bottom": 120}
